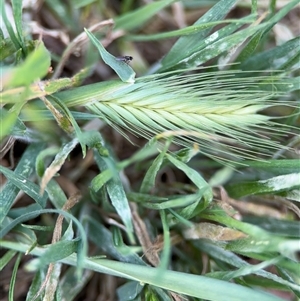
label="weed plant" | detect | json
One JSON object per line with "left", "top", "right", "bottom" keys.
{"left": 0, "top": 0, "right": 300, "bottom": 300}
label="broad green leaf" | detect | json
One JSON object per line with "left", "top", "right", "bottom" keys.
{"left": 84, "top": 29, "right": 135, "bottom": 83}
{"left": 234, "top": 0, "right": 299, "bottom": 66}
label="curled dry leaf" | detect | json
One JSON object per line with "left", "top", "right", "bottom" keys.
{"left": 183, "top": 222, "right": 247, "bottom": 241}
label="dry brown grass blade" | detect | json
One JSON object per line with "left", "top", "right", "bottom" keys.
{"left": 32, "top": 192, "right": 81, "bottom": 301}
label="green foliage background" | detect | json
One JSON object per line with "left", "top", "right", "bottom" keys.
{"left": 0, "top": 0, "right": 299, "bottom": 300}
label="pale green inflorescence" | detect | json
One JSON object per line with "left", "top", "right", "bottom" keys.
{"left": 72, "top": 70, "right": 289, "bottom": 163}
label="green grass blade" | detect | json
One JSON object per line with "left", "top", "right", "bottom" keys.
{"left": 196, "top": 241, "right": 299, "bottom": 291}
{"left": 244, "top": 217, "right": 300, "bottom": 238}
{"left": 166, "top": 153, "right": 212, "bottom": 220}
{"left": 262, "top": 0, "right": 300, "bottom": 36}
{"left": 93, "top": 151, "right": 134, "bottom": 238}
{"left": 226, "top": 173, "right": 300, "bottom": 198}
{"left": 0, "top": 104, "right": 24, "bottom": 140}
{"left": 0, "top": 209, "right": 88, "bottom": 277}
{"left": 0, "top": 37, "right": 17, "bottom": 60}
{"left": 26, "top": 270, "right": 44, "bottom": 301}
{"left": 0, "top": 143, "right": 46, "bottom": 224}
{"left": 39, "top": 138, "right": 79, "bottom": 194}
{"left": 4, "top": 41, "right": 50, "bottom": 88}
{"left": 11, "top": 0, "right": 25, "bottom": 55}
{"left": 86, "top": 215, "right": 144, "bottom": 265}
{"left": 0, "top": 241, "right": 289, "bottom": 301}
{"left": 241, "top": 159, "right": 300, "bottom": 175}
{"left": 140, "top": 140, "right": 170, "bottom": 193}
{"left": 277, "top": 266, "right": 300, "bottom": 298}
{"left": 158, "top": 0, "right": 237, "bottom": 71}
{"left": 159, "top": 210, "right": 171, "bottom": 270}
{"left": 117, "top": 281, "right": 143, "bottom": 301}
{"left": 0, "top": 165, "right": 48, "bottom": 209}
{"left": 0, "top": 1, "right": 21, "bottom": 51}
{"left": 8, "top": 252, "right": 22, "bottom": 301}
{"left": 241, "top": 37, "right": 300, "bottom": 71}
{"left": 59, "top": 267, "right": 93, "bottom": 300}
{"left": 142, "top": 193, "right": 202, "bottom": 210}
{"left": 84, "top": 28, "right": 135, "bottom": 83}
{"left": 0, "top": 250, "right": 17, "bottom": 270}
{"left": 38, "top": 239, "right": 80, "bottom": 267}
{"left": 128, "top": 18, "right": 253, "bottom": 41}
{"left": 72, "top": 258, "right": 288, "bottom": 301}
{"left": 166, "top": 153, "right": 212, "bottom": 198}
{"left": 114, "top": 0, "right": 175, "bottom": 31}
{"left": 233, "top": 31, "right": 263, "bottom": 64}
{"left": 44, "top": 0, "right": 79, "bottom": 33}
{"left": 174, "top": 21, "right": 267, "bottom": 70}
{"left": 48, "top": 94, "right": 87, "bottom": 157}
